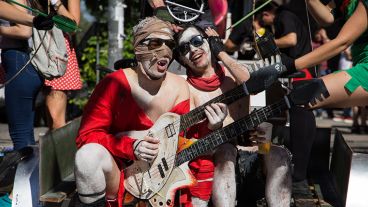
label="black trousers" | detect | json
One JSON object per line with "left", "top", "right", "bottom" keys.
{"left": 288, "top": 106, "right": 316, "bottom": 181}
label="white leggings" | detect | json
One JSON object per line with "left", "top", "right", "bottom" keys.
{"left": 192, "top": 197, "right": 209, "bottom": 207}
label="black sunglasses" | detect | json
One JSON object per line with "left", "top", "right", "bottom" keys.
{"left": 178, "top": 35, "right": 205, "bottom": 55}
{"left": 140, "top": 38, "right": 176, "bottom": 50}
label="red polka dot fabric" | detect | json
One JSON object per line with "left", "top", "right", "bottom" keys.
{"left": 44, "top": 34, "right": 82, "bottom": 90}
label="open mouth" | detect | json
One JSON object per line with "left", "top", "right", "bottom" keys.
{"left": 190, "top": 52, "right": 203, "bottom": 63}
{"left": 156, "top": 58, "right": 169, "bottom": 72}
{"left": 157, "top": 59, "right": 168, "bottom": 66}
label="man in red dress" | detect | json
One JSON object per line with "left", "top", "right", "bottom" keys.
{"left": 74, "top": 17, "right": 227, "bottom": 207}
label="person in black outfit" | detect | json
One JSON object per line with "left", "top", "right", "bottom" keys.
{"left": 258, "top": 0, "right": 317, "bottom": 184}
{"left": 224, "top": 0, "right": 257, "bottom": 60}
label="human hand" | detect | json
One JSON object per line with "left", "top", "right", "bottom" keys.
{"left": 205, "top": 103, "right": 228, "bottom": 130}
{"left": 280, "top": 53, "right": 297, "bottom": 76}
{"left": 249, "top": 122, "right": 272, "bottom": 154}
{"left": 249, "top": 122, "right": 273, "bottom": 144}
{"left": 133, "top": 136, "right": 160, "bottom": 162}
{"left": 33, "top": 14, "right": 54, "bottom": 30}
{"left": 171, "top": 23, "right": 183, "bottom": 33}
{"left": 205, "top": 27, "right": 224, "bottom": 58}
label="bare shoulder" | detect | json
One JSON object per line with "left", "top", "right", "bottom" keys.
{"left": 122, "top": 68, "right": 135, "bottom": 76}
{"left": 166, "top": 72, "right": 190, "bottom": 101}
{"left": 166, "top": 72, "right": 188, "bottom": 88}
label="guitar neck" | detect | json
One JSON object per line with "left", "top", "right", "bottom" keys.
{"left": 179, "top": 83, "right": 249, "bottom": 131}
{"left": 176, "top": 96, "right": 291, "bottom": 166}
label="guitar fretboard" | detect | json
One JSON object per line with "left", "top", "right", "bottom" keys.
{"left": 176, "top": 96, "right": 291, "bottom": 166}
{"left": 179, "top": 83, "right": 249, "bottom": 131}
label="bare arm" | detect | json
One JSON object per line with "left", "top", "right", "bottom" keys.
{"left": 295, "top": 1, "right": 368, "bottom": 69}
{"left": 148, "top": 0, "right": 165, "bottom": 8}
{"left": 275, "top": 32, "right": 297, "bottom": 48}
{"left": 307, "top": 0, "right": 335, "bottom": 26}
{"left": 52, "top": 0, "right": 80, "bottom": 25}
{"left": 0, "top": 0, "right": 32, "bottom": 39}
{"left": 218, "top": 51, "right": 250, "bottom": 83}
{"left": 206, "top": 27, "right": 250, "bottom": 84}
{"left": 0, "top": 1, "right": 33, "bottom": 26}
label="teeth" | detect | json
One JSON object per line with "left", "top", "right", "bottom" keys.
{"left": 157, "top": 60, "right": 168, "bottom": 66}
{"left": 191, "top": 53, "right": 202, "bottom": 61}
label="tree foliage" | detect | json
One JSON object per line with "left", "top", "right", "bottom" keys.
{"left": 71, "top": 1, "right": 139, "bottom": 109}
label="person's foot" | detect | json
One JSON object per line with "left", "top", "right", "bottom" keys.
{"left": 351, "top": 125, "right": 361, "bottom": 134}
{"left": 0, "top": 194, "right": 12, "bottom": 207}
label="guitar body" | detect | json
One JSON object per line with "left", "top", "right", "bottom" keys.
{"left": 123, "top": 133, "right": 199, "bottom": 207}
{"left": 123, "top": 112, "right": 181, "bottom": 200}
{"left": 123, "top": 162, "right": 196, "bottom": 207}
{"left": 149, "top": 162, "right": 196, "bottom": 207}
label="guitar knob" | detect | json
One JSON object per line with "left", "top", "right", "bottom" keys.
{"left": 166, "top": 199, "right": 172, "bottom": 205}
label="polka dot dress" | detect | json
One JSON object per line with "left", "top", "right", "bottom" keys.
{"left": 44, "top": 34, "right": 82, "bottom": 90}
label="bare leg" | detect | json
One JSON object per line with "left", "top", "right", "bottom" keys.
{"left": 264, "top": 145, "right": 292, "bottom": 207}
{"left": 192, "top": 197, "right": 209, "bottom": 207}
{"left": 212, "top": 143, "right": 237, "bottom": 207}
{"left": 75, "top": 143, "right": 121, "bottom": 203}
{"left": 45, "top": 89, "right": 67, "bottom": 130}
{"left": 311, "top": 72, "right": 368, "bottom": 108}
{"left": 352, "top": 106, "right": 360, "bottom": 126}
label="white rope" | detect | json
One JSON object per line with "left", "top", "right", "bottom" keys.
{"left": 303, "top": 0, "right": 319, "bottom": 77}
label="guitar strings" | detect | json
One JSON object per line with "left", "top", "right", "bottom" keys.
{"left": 124, "top": 100, "right": 287, "bottom": 181}
{"left": 125, "top": 100, "right": 286, "bottom": 180}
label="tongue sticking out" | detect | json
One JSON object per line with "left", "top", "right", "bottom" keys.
{"left": 157, "top": 59, "right": 168, "bottom": 72}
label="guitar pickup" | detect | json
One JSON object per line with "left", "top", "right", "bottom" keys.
{"left": 162, "top": 158, "right": 169, "bottom": 171}
{"left": 165, "top": 123, "right": 176, "bottom": 138}
{"left": 158, "top": 164, "right": 165, "bottom": 178}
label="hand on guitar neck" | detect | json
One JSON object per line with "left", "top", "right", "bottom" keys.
{"left": 130, "top": 103, "right": 228, "bottom": 163}
{"left": 205, "top": 103, "right": 228, "bottom": 130}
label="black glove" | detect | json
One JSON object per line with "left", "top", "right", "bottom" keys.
{"left": 208, "top": 36, "right": 224, "bottom": 58}
{"left": 245, "top": 62, "right": 285, "bottom": 94}
{"left": 280, "top": 53, "right": 297, "bottom": 76}
{"left": 154, "top": 7, "right": 175, "bottom": 23}
{"left": 33, "top": 14, "right": 54, "bottom": 30}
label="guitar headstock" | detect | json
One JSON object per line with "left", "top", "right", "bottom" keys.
{"left": 288, "top": 78, "right": 330, "bottom": 106}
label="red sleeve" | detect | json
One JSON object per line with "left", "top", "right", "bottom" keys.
{"left": 76, "top": 73, "right": 136, "bottom": 161}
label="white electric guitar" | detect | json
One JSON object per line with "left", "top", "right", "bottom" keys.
{"left": 122, "top": 95, "right": 292, "bottom": 207}
{"left": 121, "top": 82, "right": 251, "bottom": 206}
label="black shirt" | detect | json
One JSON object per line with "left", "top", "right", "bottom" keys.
{"left": 274, "top": 8, "right": 311, "bottom": 59}
{"left": 228, "top": 20, "right": 253, "bottom": 45}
